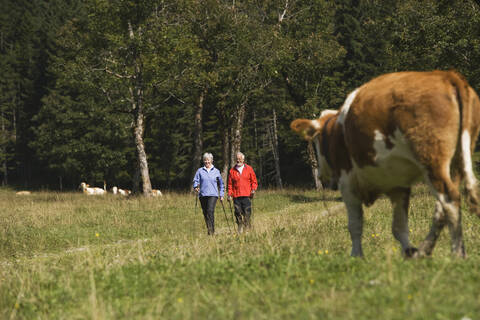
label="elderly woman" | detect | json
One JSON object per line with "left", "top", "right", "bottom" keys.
{"left": 193, "top": 152, "right": 224, "bottom": 235}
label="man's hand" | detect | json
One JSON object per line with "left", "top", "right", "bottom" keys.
{"left": 250, "top": 190, "right": 255, "bottom": 198}
{"left": 194, "top": 187, "right": 199, "bottom": 193}
{"left": 220, "top": 196, "right": 224, "bottom": 202}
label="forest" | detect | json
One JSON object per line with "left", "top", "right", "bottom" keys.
{"left": 1, "top": 0, "right": 480, "bottom": 193}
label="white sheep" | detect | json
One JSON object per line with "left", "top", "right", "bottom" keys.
{"left": 15, "top": 191, "right": 32, "bottom": 195}
{"left": 112, "top": 186, "right": 131, "bottom": 196}
{"left": 79, "top": 182, "right": 106, "bottom": 195}
{"left": 152, "top": 189, "right": 163, "bottom": 196}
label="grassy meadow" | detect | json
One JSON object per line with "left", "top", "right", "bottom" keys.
{"left": 1, "top": 186, "right": 480, "bottom": 319}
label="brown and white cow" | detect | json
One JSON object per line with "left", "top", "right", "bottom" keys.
{"left": 291, "top": 70, "right": 480, "bottom": 257}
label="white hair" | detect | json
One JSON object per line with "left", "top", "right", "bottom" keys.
{"left": 203, "top": 152, "right": 214, "bottom": 162}
{"left": 236, "top": 152, "right": 245, "bottom": 160}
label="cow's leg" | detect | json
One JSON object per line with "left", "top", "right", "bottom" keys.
{"left": 422, "top": 196, "right": 464, "bottom": 257}
{"left": 346, "top": 201, "right": 364, "bottom": 257}
{"left": 417, "top": 200, "right": 447, "bottom": 257}
{"left": 387, "top": 188, "right": 417, "bottom": 257}
{"left": 419, "top": 168, "right": 464, "bottom": 257}
{"left": 448, "top": 168, "right": 466, "bottom": 257}
{"left": 340, "top": 182, "right": 364, "bottom": 257}
{"left": 442, "top": 194, "right": 465, "bottom": 257}
{"left": 441, "top": 167, "right": 465, "bottom": 257}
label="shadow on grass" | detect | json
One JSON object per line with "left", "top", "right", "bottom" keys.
{"left": 287, "top": 193, "right": 342, "bottom": 203}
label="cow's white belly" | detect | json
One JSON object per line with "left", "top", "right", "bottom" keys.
{"left": 352, "top": 129, "right": 425, "bottom": 192}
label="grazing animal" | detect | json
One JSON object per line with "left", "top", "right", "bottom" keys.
{"left": 79, "top": 182, "right": 106, "bottom": 195}
{"left": 112, "top": 186, "right": 131, "bottom": 196}
{"left": 291, "top": 70, "right": 480, "bottom": 258}
{"left": 15, "top": 191, "right": 31, "bottom": 195}
{"left": 152, "top": 189, "right": 163, "bottom": 197}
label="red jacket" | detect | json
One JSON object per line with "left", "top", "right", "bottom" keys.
{"left": 228, "top": 164, "right": 258, "bottom": 198}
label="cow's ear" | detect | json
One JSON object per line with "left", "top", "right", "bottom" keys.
{"left": 290, "top": 119, "right": 318, "bottom": 141}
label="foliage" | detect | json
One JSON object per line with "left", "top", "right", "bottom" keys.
{"left": 2, "top": 0, "right": 480, "bottom": 189}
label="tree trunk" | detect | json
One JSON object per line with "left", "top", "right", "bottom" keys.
{"left": 132, "top": 156, "right": 141, "bottom": 194}
{"left": 271, "top": 108, "right": 283, "bottom": 189}
{"left": 221, "top": 126, "right": 230, "bottom": 183}
{"left": 1, "top": 157, "right": 6, "bottom": 186}
{"left": 230, "top": 102, "right": 246, "bottom": 167}
{"left": 307, "top": 141, "right": 322, "bottom": 190}
{"left": 129, "top": 21, "right": 152, "bottom": 196}
{"left": 253, "top": 111, "right": 262, "bottom": 188}
{"left": 191, "top": 88, "right": 206, "bottom": 185}
{"left": 133, "top": 110, "right": 152, "bottom": 195}
{"left": 132, "top": 90, "right": 152, "bottom": 196}
{"left": 1, "top": 111, "right": 7, "bottom": 186}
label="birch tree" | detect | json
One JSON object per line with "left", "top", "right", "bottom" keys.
{"left": 71, "top": 1, "right": 194, "bottom": 194}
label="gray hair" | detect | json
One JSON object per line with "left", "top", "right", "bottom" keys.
{"left": 236, "top": 152, "right": 245, "bottom": 160}
{"left": 203, "top": 152, "right": 214, "bottom": 162}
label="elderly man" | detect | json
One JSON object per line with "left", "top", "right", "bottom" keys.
{"left": 227, "top": 152, "right": 258, "bottom": 233}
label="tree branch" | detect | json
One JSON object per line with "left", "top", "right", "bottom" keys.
{"left": 278, "top": 0, "right": 289, "bottom": 23}
{"left": 106, "top": 68, "right": 133, "bottom": 79}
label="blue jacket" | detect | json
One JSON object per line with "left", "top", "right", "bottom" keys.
{"left": 193, "top": 166, "right": 224, "bottom": 197}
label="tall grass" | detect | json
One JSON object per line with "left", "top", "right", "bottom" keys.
{"left": 1, "top": 186, "right": 480, "bottom": 319}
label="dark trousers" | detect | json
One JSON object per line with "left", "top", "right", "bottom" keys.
{"left": 199, "top": 196, "right": 218, "bottom": 235}
{"left": 233, "top": 197, "right": 252, "bottom": 229}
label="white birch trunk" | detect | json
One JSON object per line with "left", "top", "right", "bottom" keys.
{"left": 191, "top": 89, "right": 206, "bottom": 185}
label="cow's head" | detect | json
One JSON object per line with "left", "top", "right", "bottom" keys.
{"left": 291, "top": 110, "right": 339, "bottom": 189}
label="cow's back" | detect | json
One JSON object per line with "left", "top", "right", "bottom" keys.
{"left": 344, "top": 71, "right": 465, "bottom": 166}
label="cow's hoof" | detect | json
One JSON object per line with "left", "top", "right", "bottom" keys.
{"left": 411, "top": 248, "right": 432, "bottom": 259}
{"left": 452, "top": 245, "right": 466, "bottom": 258}
{"left": 404, "top": 247, "right": 418, "bottom": 258}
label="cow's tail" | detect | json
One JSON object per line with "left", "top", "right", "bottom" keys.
{"left": 451, "top": 71, "right": 480, "bottom": 217}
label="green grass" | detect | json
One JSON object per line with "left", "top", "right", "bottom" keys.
{"left": 1, "top": 186, "right": 480, "bottom": 319}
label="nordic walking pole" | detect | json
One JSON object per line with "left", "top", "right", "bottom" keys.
{"left": 217, "top": 178, "right": 232, "bottom": 234}
{"left": 195, "top": 193, "right": 198, "bottom": 215}
{"left": 194, "top": 188, "right": 199, "bottom": 235}
{"left": 219, "top": 198, "right": 232, "bottom": 234}
{"left": 228, "top": 197, "right": 237, "bottom": 230}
